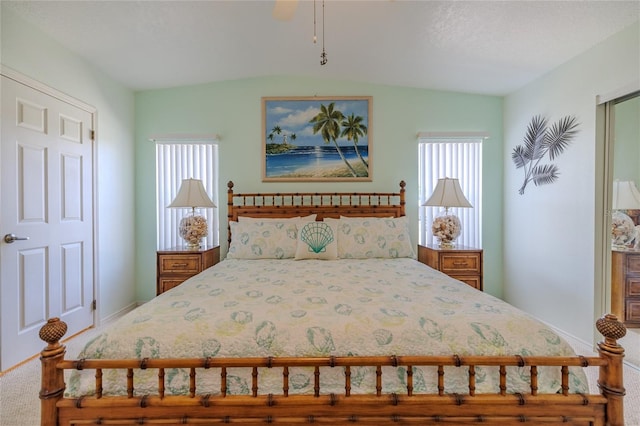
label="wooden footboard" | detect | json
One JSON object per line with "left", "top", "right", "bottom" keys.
{"left": 40, "top": 314, "right": 626, "bottom": 426}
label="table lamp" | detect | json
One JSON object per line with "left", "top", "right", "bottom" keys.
{"left": 168, "top": 178, "right": 216, "bottom": 249}
{"left": 423, "top": 177, "right": 472, "bottom": 248}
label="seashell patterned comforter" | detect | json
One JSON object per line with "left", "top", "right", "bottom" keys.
{"left": 66, "top": 258, "right": 588, "bottom": 397}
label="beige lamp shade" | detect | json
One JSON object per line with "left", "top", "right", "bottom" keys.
{"left": 423, "top": 177, "right": 472, "bottom": 208}
{"left": 423, "top": 177, "right": 472, "bottom": 249}
{"left": 168, "top": 178, "right": 216, "bottom": 249}
{"left": 168, "top": 178, "right": 216, "bottom": 209}
{"left": 612, "top": 180, "right": 640, "bottom": 210}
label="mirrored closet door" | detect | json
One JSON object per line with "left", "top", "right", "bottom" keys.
{"left": 607, "top": 91, "right": 640, "bottom": 367}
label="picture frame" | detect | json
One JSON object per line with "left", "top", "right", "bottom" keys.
{"left": 262, "top": 96, "right": 372, "bottom": 182}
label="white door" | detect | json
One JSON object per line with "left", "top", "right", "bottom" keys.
{"left": 0, "top": 74, "right": 95, "bottom": 371}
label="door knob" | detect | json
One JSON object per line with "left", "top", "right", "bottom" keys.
{"left": 3, "top": 234, "right": 30, "bottom": 244}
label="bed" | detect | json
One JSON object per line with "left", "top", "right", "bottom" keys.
{"left": 39, "top": 181, "right": 627, "bottom": 425}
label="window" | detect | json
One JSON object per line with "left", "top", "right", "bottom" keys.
{"left": 418, "top": 135, "right": 483, "bottom": 248}
{"left": 154, "top": 136, "right": 219, "bottom": 249}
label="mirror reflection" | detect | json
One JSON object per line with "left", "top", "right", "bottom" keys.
{"left": 610, "top": 93, "right": 640, "bottom": 367}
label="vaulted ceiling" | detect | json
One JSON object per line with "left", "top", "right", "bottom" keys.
{"left": 4, "top": 1, "right": 639, "bottom": 95}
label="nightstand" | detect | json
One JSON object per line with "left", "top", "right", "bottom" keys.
{"left": 156, "top": 246, "right": 220, "bottom": 295}
{"left": 418, "top": 244, "right": 483, "bottom": 291}
{"left": 611, "top": 249, "right": 640, "bottom": 327}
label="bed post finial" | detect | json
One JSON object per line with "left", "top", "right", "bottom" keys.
{"left": 596, "top": 313, "right": 626, "bottom": 426}
{"left": 399, "top": 181, "right": 406, "bottom": 216}
{"left": 227, "top": 181, "right": 235, "bottom": 246}
{"left": 39, "top": 318, "right": 67, "bottom": 426}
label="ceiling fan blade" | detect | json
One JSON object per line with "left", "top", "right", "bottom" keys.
{"left": 273, "top": 0, "right": 298, "bottom": 21}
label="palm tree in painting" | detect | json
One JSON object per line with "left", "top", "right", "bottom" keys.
{"left": 270, "top": 126, "right": 283, "bottom": 143}
{"left": 290, "top": 133, "right": 297, "bottom": 143}
{"left": 309, "top": 103, "right": 357, "bottom": 177}
{"left": 341, "top": 113, "right": 368, "bottom": 168}
{"left": 267, "top": 133, "right": 275, "bottom": 143}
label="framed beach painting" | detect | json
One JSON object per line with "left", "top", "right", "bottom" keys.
{"left": 262, "top": 96, "right": 372, "bottom": 182}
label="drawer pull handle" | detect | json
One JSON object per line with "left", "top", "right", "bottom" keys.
{"left": 453, "top": 261, "right": 469, "bottom": 266}
{"left": 172, "top": 263, "right": 189, "bottom": 267}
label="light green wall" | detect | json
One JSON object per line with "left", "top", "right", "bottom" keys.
{"left": 504, "top": 21, "right": 640, "bottom": 342}
{"left": 613, "top": 95, "right": 640, "bottom": 184}
{"left": 135, "top": 78, "right": 504, "bottom": 301}
{"left": 1, "top": 6, "right": 137, "bottom": 321}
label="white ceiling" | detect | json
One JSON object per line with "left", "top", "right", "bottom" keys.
{"left": 4, "top": 0, "right": 639, "bottom": 95}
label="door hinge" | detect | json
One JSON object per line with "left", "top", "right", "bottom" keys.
{"left": 92, "top": 300, "right": 97, "bottom": 311}
{"left": 90, "top": 129, "right": 95, "bottom": 140}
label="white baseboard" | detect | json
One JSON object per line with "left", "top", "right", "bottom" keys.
{"left": 550, "top": 323, "right": 640, "bottom": 372}
{"left": 99, "top": 302, "right": 139, "bottom": 326}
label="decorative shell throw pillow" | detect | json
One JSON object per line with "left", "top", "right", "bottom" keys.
{"left": 227, "top": 221, "right": 298, "bottom": 259}
{"left": 295, "top": 220, "right": 338, "bottom": 260}
{"left": 334, "top": 216, "right": 414, "bottom": 259}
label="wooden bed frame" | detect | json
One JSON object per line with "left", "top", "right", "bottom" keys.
{"left": 39, "top": 181, "right": 627, "bottom": 425}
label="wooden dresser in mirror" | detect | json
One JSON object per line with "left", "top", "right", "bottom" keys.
{"left": 612, "top": 209, "right": 640, "bottom": 327}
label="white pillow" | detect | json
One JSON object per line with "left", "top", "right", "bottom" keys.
{"left": 295, "top": 220, "right": 338, "bottom": 260}
{"left": 227, "top": 221, "right": 298, "bottom": 259}
{"left": 333, "top": 216, "right": 414, "bottom": 259}
{"left": 238, "top": 214, "right": 317, "bottom": 222}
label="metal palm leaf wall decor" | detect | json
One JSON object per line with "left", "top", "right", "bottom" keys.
{"left": 512, "top": 115, "right": 580, "bottom": 195}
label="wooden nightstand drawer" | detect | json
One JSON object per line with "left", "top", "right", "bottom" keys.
{"left": 625, "top": 299, "right": 640, "bottom": 324}
{"left": 611, "top": 249, "right": 640, "bottom": 327}
{"left": 439, "top": 253, "right": 481, "bottom": 274}
{"left": 158, "top": 278, "right": 188, "bottom": 294}
{"left": 418, "top": 244, "right": 483, "bottom": 291}
{"left": 156, "top": 246, "right": 219, "bottom": 295}
{"left": 627, "top": 278, "right": 640, "bottom": 297}
{"left": 450, "top": 275, "right": 482, "bottom": 289}
{"left": 626, "top": 255, "right": 640, "bottom": 274}
{"left": 159, "top": 255, "right": 201, "bottom": 275}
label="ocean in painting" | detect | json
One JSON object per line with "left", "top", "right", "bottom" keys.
{"left": 266, "top": 145, "right": 369, "bottom": 177}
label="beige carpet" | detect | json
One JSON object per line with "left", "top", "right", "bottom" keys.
{"left": 0, "top": 326, "right": 102, "bottom": 426}
{"left": 563, "top": 334, "right": 640, "bottom": 426}
{"left": 1, "top": 326, "right": 638, "bottom": 426}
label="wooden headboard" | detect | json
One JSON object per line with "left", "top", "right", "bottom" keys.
{"left": 226, "top": 181, "right": 406, "bottom": 245}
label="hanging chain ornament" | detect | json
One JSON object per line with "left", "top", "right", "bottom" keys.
{"left": 313, "top": 0, "right": 327, "bottom": 65}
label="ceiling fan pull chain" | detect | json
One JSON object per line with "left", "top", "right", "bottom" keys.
{"left": 320, "top": 0, "right": 327, "bottom": 65}
{"left": 313, "top": 0, "right": 317, "bottom": 44}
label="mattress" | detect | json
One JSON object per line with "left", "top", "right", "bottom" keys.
{"left": 66, "top": 258, "right": 588, "bottom": 396}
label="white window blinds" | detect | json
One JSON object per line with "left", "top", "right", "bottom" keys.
{"left": 154, "top": 137, "right": 219, "bottom": 249}
{"left": 418, "top": 137, "right": 483, "bottom": 248}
